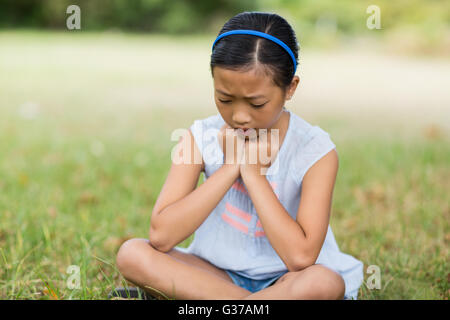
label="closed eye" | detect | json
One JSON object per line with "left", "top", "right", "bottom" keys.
{"left": 251, "top": 103, "right": 267, "bottom": 108}
{"left": 218, "top": 99, "right": 267, "bottom": 108}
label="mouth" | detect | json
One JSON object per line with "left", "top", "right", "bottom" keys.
{"left": 235, "top": 128, "right": 258, "bottom": 137}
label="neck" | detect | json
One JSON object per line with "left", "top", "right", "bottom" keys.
{"left": 269, "top": 108, "right": 289, "bottom": 133}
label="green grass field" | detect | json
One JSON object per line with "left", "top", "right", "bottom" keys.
{"left": 0, "top": 30, "right": 448, "bottom": 299}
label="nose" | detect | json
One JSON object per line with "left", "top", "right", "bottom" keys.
{"left": 232, "top": 109, "right": 251, "bottom": 127}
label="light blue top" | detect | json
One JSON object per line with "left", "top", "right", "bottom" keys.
{"left": 176, "top": 109, "right": 364, "bottom": 299}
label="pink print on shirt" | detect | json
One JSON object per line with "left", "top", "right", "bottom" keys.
{"left": 221, "top": 212, "right": 249, "bottom": 234}
{"left": 221, "top": 201, "right": 270, "bottom": 237}
{"left": 255, "top": 219, "right": 265, "bottom": 237}
{"left": 225, "top": 202, "right": 252, "bottom": 222}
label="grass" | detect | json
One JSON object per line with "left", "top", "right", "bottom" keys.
{"left": 0, "top": 30, "right": 448, "bottom": 300}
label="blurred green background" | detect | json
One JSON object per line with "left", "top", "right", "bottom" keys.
{"left": 0, "top": 0, "right": 449, "bottom": 300}
{"left": 1, "top": 0, "right": 450, "bottom": 54}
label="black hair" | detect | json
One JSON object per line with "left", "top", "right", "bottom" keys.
{"left": 210, "top": 11, "right": 299, "bottom": 92}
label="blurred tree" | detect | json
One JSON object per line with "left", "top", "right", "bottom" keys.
{"left": 0, "top": 0, "right": 259, "bottom": 33}
{"left": 0, "top": 0, "right": 448, "bottom": 37}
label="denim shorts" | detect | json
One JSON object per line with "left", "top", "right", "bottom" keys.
{"left": 225, "top": 270, "right": 287, "bottom": 293}
{"left": 226, "top": 270, "right": 355, "bottom": 299}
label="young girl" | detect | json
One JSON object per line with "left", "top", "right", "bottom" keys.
{"left": 114, "top": 11, "right": 364, "bottom": 300}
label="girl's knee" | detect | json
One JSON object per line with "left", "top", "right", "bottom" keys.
{"left": 308, "top": 265, "right": 345, "bottom": 299}
{"left": 290, "top": 264, "right": 345, "bottom": 300}
{"left": 116, "top": 238, "right": 153, "bottom": 275}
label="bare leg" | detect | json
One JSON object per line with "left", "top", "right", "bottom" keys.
{"left": 116, "top": 238, "right": 251, "bottom": 300}
{"left": 243, "top": 264, "right": 345, "bottom": 300}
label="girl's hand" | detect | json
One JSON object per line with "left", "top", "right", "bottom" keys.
{"left": 240, "top": 130, "right": 280, "bottom": 178}
{"left": 218, "top": 124, "right": 245, "bottom": 174}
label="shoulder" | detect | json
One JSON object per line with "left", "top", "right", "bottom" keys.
{"left": 190, "top": 113, "right": 225, "bottom": 131}
{"left": 288, "top": 112, "right": 338, "bottom": 182}
{"left": 189, "top": 113, "right": 225, "bottom": 143}
{"left": 303, "top": 148, "right": 338, "bottom": 183}
{"left": 189, "top": 113, "right": 225, "bottom": 169}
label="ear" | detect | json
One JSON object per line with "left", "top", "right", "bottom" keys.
{"left": 285, "top": 75, "right": 300, "bottom": 100}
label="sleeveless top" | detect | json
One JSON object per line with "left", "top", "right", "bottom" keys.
{"left": 175, "top": 109, "right": 364, "bottom": 300}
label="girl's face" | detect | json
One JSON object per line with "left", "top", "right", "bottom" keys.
{"left": 212, "top": 66, "right": 299, "bottom": 135}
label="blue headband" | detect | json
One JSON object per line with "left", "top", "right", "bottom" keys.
{"left": 212, "top": 29, "right": 297, "bottom": 75}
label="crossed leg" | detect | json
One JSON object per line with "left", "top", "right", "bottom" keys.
{"left": 116, "top": 238, "right": 251, "bottom": 299}
{"left": 243, "top": 264, "right": 346, "bottom": 300}
{"left": 116, "top": 238, "right": 345, "bottom": 300}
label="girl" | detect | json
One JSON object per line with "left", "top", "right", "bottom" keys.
{"left": 114, "top": 11, "right": 364, "bottom": 300}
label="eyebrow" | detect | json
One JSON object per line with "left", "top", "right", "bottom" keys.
{"left": 215, "top": 89, "right": 266, "bottom": 99}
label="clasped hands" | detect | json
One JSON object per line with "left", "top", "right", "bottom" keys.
{"left": 218, "top": 124, "right": 280, "bottom": 178}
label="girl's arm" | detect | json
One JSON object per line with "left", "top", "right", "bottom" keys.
{"left": 149, "top": 128, "right": 240, "bottom": 253}
{"left": 241, "top": 148, "right": 339, "bottom": 271}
